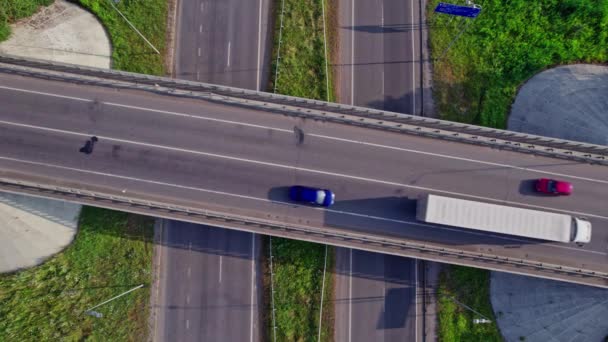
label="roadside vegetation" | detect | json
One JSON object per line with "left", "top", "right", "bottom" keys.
{"left": 269, "top": 0, "right": 336, "bottom": 101}
{"left": 0, "top": 0, "right": 52, "bottom": 41}
{"left": 427, "top": 0, "right": 608, "bottom": 128}
{"left": 266, "top": 238, "right": 334, "bottom": 342}
{"left": 0, "top": 207, "right": 154, "bottom": 341}
{"left": 437, "top": 265, "right": 502, "bottom": 341}
{"left": 265, "top": 0, "right": 337, "bottom": 340}
{"left": 76, "top": 0, "right": 168, "bottom": 75}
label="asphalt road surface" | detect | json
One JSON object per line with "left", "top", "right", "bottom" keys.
{"left": 174, "top": 0, "right": 271, "bottom": 90}
{"left": 334, "top": 0, "right": 425, "bottom": 340}
{"left": 154, "top": 0, "right": 271, "bottom": 340}
{"left": 1, "top": 73, "right": 607, "bottom": 280}
{"left": 334, "top": 249, "right": 421, "bottom": 342}
{"left": 153, "top": 220, "right": 260, "bottom": 341}
{"left": 337, "top": 0, "right": 422, "bottom": 115}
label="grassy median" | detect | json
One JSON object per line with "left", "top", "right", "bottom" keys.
{"left": 76, "top": 0, "right": 167, "bottom": 75}
{"left": 0, "top": 0, "right": 53, "bottom": 41}
{"left": 437, "top": 265, "right": 502, "bottom": 341}
{"left": 269, "top": 0, "right": 336, "bottom": 101}
{"left": 265, "top": 0, "right": 337, "bottom": 340}
{"left": 427, "top": 0, "right": 608, "bottom": 128}
{"left": 0, "top": 207, "right": 154, "bottom": 341}
{"left": 267, "top": 238, "right": 334, "bottom": 342}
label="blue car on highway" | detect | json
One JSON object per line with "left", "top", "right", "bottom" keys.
{"left": 289, "top": 185, "right": 335, "bottom": 207}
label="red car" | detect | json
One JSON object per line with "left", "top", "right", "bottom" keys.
{"left": 535, "top": 178, "right": 573, "bottom": 195}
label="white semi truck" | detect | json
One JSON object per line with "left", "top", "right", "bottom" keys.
{"left": 416, "top": 194, "right": 592, "bottom": 244}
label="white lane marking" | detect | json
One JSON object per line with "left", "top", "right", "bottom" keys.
{"left": 250, "top": 233, "right": 256, "bottom": 342}
{"left": 186, "top": 294, "right": 191, "bottom": 304}
{"left": 0, "top": 154, "right": 606, "bottom": 256}
{"left": 196, "top": 70, "right": 200, "bottom": 80}
{"left": 256, "top": 0, "right": 263, "bottom": 91}
{"left": 350, "top": 0, "right": 355, "bottom": 105}
{"left": 414, "top": 259, "right": 418, "bottom": 342}
{"left": 200, "top": 2, "right": 204, "bottom": 12}
{"left": 199, "top": 24, "right": 203, "bottom": 33}
{"left": 410, "top": 0, "right": 415, "bottom": 115}
{"left": 102, "top": 102, "right": 293, "bottom": 133}
{"left": 2, "top": 118, "right": 608, "bottom": 218}
{"left": 219, "top": 255, "right": 223, "bottom": 283}
{"left": 186, "top": 319, "right": 190, "bottom": 329}
{"left": 348, "top": 248, "right": 353, "bottom": 342}
{"left": 0, "top": 85, "right": 91, "bottom": 102}
{"left": 198, "top": 47, "right": 201, "bottom": 57}
{"left": 187, "top": 267, "right": 191, "bottom": 278}
{"left": 1, "top": 83, "right": 606, "bottom": 185}
{"left": 227, "top": 41, "right": 231, "bottom": 67}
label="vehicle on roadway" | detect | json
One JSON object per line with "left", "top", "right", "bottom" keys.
{"left": 79, "top": 136, "right": 98, "bottom": 154}
{"left": 416, "top": 194, "right": 592, "bottom": 244}
{"left": 535, "top": 178, "right": 573, "bottom": 195}
{"left": 289, "top": 185, "right": 335, "bottom": 207}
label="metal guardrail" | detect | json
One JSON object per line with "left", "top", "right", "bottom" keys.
{"left": 0, "top": 177, "right": 606, "bottom": 286}
{"left": 1, "top": 54, "right": 607, "bottom": 165}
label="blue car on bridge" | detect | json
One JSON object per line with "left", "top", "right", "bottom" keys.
{"left": 289, "top": 185, "right": 335, "bottom": 207}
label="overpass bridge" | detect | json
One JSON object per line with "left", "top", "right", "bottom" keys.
{"left": 0, "top": 55, "right": 607, "bottom": 288}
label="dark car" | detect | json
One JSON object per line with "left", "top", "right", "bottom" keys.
{"left": 535, "top": 178, "right": 573, "bottom": 195}
{"left": 80, "top": 136, "right": 98, "bottom": 154}
{"left": 289, "top": 185, "right": 335, "bottom": 207}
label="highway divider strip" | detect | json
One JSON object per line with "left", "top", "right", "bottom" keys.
{"left": 1, "top": 54, "right": 607, "bottom": 166}
{"left": 0, "top": 176, "right": 606, "bottom": 288}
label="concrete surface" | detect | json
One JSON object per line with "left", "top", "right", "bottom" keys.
{"left": 0, "top": 0, "right": 111, "bottom": 68}
{"left": 491, "top": 272, "right": 608, "bottom": 342}
{"left": 1, "top": 72, "right": 608, "bottom": 285}
{"left": 508, "top": 64, "right": 608, "bottom": 146}
{"left": 492, "top": 63, "right": 608, "bottom": 341}
{"left": 0, "top": 192, "right": 80, "bottom": 273}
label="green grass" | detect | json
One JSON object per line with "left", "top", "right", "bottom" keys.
{"left": 437, "top": 265, "right": 503, "bottom": 342}
{"left": 268, "top": 238, "right": 334, "bottom": 342}
{"left": 0, "top": 207, "right": 154, "bottom": 341}
{"left": 269, "top": 0, "right": 335, "bottom": 101}
{"left": 265, "top": 0, "right": 337, "bottom": 339}
{"left": 75, "top": 0, "right": 168, "bottom": 75}
{"left": 0, "top": 0, "right": 53, "bottom": 41}
{"left": 427, "top": 0, "right": 608, "bottom": 128}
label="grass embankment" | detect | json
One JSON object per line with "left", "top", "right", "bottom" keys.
{"left": 0, "top": 207, "right": 154, "bottom": 341}
{"left": 76, "top": 0, "right": 167, "bottom": 75}
{"left": 0, "top": 0, "right": 53, "bottom": 41}
{"left": 427, "top": 0, "right": 608, "bottom": 128}
{"left": 437, "top": 266, "right": 502, "bottom": 341}
{"left": 268, "top": 238, "right": 334, "bottom": 342}
{"left": 269, "top": 0, "right": 336, "bottom": 102}
{"left": 265, "top": 0, "right": 337, "bottom": 340}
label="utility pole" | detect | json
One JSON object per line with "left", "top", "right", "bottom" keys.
{"left": 108, "top": 0, "right": 160, "bottom": 54}
{"left": 444, "top": 295, "right": 492, "bottom": 324}
{"left": 85, "top": 284, "right": 145, "bottom": 318}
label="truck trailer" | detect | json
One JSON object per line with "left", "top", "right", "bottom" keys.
{"left": 416, "top": 194, "right": 592, "bottom": 244}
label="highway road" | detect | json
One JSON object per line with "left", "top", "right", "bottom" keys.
{"left": 337, "top": 0, "right": 422, "bottom": 115}
{"left": 333, "top": 0, "right": 425, "bottom": 340}
{"left": 334, "top": 249, "right": 421, "bottom": 342}
{"left": 153, "top": 0, "right": 271, "bottom": 340}
{"left": 153, "top": 220, "right": 260, "bottom": 341}
{"left": 0, "top": 73, "right": 607, "bottom": 282}
{"left": 174, "top": 0, "right": 271, "bottom": 90}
